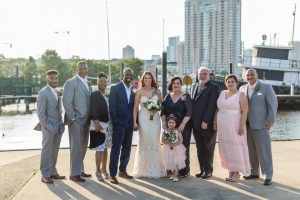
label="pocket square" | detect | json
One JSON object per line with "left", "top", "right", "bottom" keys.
{"left": 257, "top": 92, "right": 263, "bottom": 96}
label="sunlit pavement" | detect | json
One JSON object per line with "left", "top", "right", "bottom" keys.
{"left": 1, "top": 141, "right": 300, "bottom": 200}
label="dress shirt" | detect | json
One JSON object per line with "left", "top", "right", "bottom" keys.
{"left": 122, "top": 81, "right": 132, "bottom": 103}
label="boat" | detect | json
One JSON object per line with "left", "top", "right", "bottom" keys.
{"left": 237, "top": 40, "right": 300, "bottom": 95}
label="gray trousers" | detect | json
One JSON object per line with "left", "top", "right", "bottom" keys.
{"left": 247, "top": 127, "right": 273, "bottom": 179}
{"left": 40, "top": 131, "right": 62, "bottom": 177}
{"left": 68, "top": 118, "right": 89, "bottom": 176}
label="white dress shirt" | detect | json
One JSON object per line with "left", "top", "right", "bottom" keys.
{"left": 77, "top": 75, "right": 89, "bottom": 91}
{"left": 48, "top": 85, "right": 58, "bottom": 101}
{"left": 122, "top": 81, "right": 132, "bottom": 103}
{"left": 248, "top": 81, "right": 258, "bottom": 98}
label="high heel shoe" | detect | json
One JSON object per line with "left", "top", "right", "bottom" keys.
{"left": 95, "top": 172, "right": 105, "bottom": 182}
{"left": 225, "top": 172, "right": 234, "bottom": 181}
{"left": 228, "top": 173, "right": 240, "bottom": 182}
{"left": 101, "top": 169, "right": 109, "bottom": 179}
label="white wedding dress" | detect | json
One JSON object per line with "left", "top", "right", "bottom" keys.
{"left": 132, "top": 95, "right": 166, "bottom": 178}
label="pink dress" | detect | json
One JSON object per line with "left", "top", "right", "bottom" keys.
{"left": 162, "top": 130, "right": 186, "bottom": 171}
{"left": 217, "top": 91, "right": 250, "bottom": 175}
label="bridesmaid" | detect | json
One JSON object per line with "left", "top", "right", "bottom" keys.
{"left": 89, "top": 72, "right": 112, "bottom": 181}
{"left": 161, "top": 76, "right": 192, "bottom": 177}
{"left": 215, "top": 74, "right": 250, "bottom": 182}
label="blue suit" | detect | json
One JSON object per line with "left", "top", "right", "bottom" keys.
{"left": 109, "top": 82, "right": 134, "bottom": 176}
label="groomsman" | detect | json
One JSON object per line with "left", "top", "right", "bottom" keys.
{"left": 240, "top": 68, "right": 278, "bottom": 185}
{"left": 191, "top": 67, "right": 219, "bottom": 179}
{"left": 63, "top": 61, "right": 91, "bottom": 182}
{"left": 36, "top": 70, "right": 65, "bottom": 184}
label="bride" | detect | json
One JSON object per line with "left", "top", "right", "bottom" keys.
{"left": 132, "top": 71, "right": 166, "bottom": 178}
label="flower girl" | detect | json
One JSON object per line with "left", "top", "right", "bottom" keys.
{"left": 161, "top": 114, "right": 186, "bottom": 182}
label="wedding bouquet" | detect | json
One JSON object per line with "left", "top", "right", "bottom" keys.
{"left": 164, "top": 130, "right": 178, "bottom": 144}
{"left": 143, "top": 99, "right": 161, "bottom": 120}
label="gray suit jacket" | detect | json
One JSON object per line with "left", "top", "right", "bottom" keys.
{"left": 35, "top": 85, "right": 64, "bottom": 134}
{"left": 239, "top": 81, "right": 278, "bottom": 129}
{"left": 63, "top": 76, "right": 91, "bottom": 125}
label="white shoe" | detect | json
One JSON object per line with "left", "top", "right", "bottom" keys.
{"left": 170, "top": 176, "right": 174, "bottom": 180}
{"left": 173, "top": 177, "right": 178, "bottom": 182}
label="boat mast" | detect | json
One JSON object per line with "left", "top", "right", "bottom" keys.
{"left": 106, "top": 0, "right": 112, "bottom": 85}
{"left": 292, "top": 4, "right": 296, "bottom": 47}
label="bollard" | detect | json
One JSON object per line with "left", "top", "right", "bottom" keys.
{"left": 25, "top": 100, "right": 30, "bottom": 113}
{"left": 291, "top": 84, "right": 295, "bottom": 96}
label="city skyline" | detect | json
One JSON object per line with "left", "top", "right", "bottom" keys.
{"left": 0, "top": 0, "right": 299, "bottom": 60}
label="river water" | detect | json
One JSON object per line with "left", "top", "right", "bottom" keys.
{"left": 0, "top": 104, "right": 299, "bottom": 151}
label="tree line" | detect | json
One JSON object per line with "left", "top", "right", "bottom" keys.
{"left": 0, "top": 49, "right": 144, "bottom": 86}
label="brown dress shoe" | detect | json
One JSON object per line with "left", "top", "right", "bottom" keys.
{"left": 70, "top": 175, "right": 86, "bottom": 182}
{"left": 81, "top": 172, "right": 92, "bottom": 178}
{"left": 118, "top": 172, "right": 133, "bottom": 179}
{"left": 110, "top": 176, "right": 119, "bottom": 184}
{"left": 50, "top": 174, "right": 66, "bottom": 179}
{"left": 41, "top": 177, "right": 54, "bottom": 184}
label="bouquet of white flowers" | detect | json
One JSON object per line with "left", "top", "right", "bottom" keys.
{"left": 164, "top": 130, "right": 178, "bottom": 144}
{"left": 143, "top": 98, "right": 161, "bottom": 120}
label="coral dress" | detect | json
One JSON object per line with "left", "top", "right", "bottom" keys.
{"left": 162, "top": 130, "right": 186, "bottom": 171}
{"left": 217, "top": 91, "right": 250, "bottom": 175}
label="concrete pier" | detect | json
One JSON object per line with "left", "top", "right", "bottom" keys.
{"left": 1, "top": 141, "right": 300, "bottom": 200}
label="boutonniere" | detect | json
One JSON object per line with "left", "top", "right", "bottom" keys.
{"left": 131, "top": 88, "right": 137, "bottom": 95}
{"left": 200, "top": 84, "right": 207, "bottom": 91}
{"left": 253, "top": 85, "right": 260, "bottom": 93}
{"left": 87, "top": 80, "right": 92, "bottom": 87}
{"left": 181, "top": 95, "right": 187, "bottom": 101}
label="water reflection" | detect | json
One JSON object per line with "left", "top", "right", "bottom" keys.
{"left": 0, "top": 105, "right": 299, "bottom": 150}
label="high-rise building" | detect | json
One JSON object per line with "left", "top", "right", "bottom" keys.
{"left": 176, "top": 42, "right": 186, "bottom": 74}
{"left": 122, "top": 45, "right": 135, "bottom": 59}
{"left": 167, "top": 36, "right": 180, "bottom": 62}
{"left": 183, "top": 0, "right": 241, "bottom": 75}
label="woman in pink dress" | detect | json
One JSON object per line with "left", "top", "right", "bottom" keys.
{"left": 215, "top": 74, "right": 250, "bottom": 182}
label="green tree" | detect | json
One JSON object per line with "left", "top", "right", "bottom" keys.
{"left": 121, "top": 57, "right": 143, "bottom": 80}
{"left": 23, "top": 56, "right": 38, "bottom": 84}
{"left": 39, "top": 50, "right": 72, "bottom": 86}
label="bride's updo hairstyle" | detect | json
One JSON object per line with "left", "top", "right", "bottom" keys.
{"left": 139, "top": 71, "right": 158, "bottom": 88}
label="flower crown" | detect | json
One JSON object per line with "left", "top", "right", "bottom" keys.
{"left": 167, "top": 114, "right": 177, "bottom": 123}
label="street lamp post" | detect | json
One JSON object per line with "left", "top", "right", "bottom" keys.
{"left": 54, "top": 30, "right": 70, "bottom": 58}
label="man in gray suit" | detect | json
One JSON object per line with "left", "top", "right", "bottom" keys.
{"left": 36, "top": 70, "right": 65, "bottom": 184}
{"left": 239, "top": 68, "right": 278, "bottom": 185}
{"left": 63, "top": 61, "right": 91, "bottom": 182}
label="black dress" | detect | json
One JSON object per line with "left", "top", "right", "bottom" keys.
{"left": 89, "top": 90, "right": 109, "bottom": 149}
{"left": 161, "top": 93, "right": 192, "bottom": 176}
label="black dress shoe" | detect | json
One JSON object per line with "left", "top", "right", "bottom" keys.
{"left": 195, "top": 171, "right": 204, "bottom": 178}
{"left": 201, "top": 172, "right": 213, "bottom": 179}
{"left": 264, "top": 179, "right": 272, "bottom": 185}
{"left": 243, "top": 175, "right": 260, "bottom": 180}
{"left": 70, "top": 175, "right": 86, "bottom": 182}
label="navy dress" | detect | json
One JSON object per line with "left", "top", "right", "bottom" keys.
{"left": 161, "top": 93, "right": 192, "bottom": 176}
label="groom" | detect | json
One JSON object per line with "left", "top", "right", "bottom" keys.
{"left": 109, "top": 68, "right": 135, "bottom": 184}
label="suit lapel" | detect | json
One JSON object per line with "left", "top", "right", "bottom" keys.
{"left": 192, "top": 84, "right": 197, "bottom": 99}
{"left": 46, "top": 85, "right": 58, "bottom": 107}
{"left": 76, "top": 77, "right": 90, "bottom": 97}
{"left": 120, "top": 82, "right": 129, "bottom": 104}
{"left": 195, "top": 81, "right": 209, "bottom": 101}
